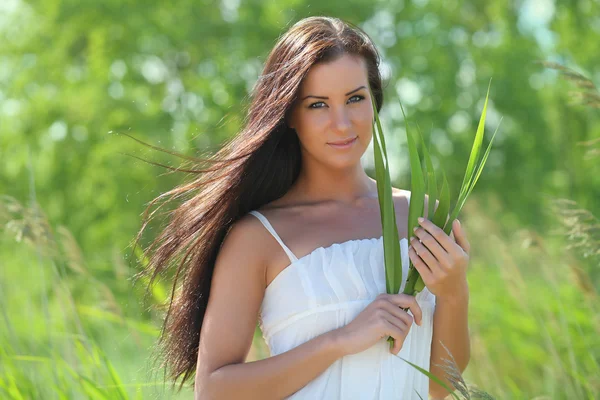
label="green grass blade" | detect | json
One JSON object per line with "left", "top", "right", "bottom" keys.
{"left": 449, "top": 115, "right": 501, "bottom": 229}
{"left": 371, "top": 87, "right": 404, "bottom": 348}
{"left": 464, "top": 119, "right": 502, "bottom": 200}
{"left": 370, "top": 97, "right": 388, "bottom": 234}
{"left": 371, "top": 98, "right": 392, "bottom": 292}
{"left": 384, "top": 168, "right": 402, "bottom": 294}
{"left": 370, "top": 87, "right": 401, "bottom": 294}
{"left": 402, "top": 105, "right": 425, "bottom": 245}
{"left": 79, "top": 376, "right": 110, "bottom": 399}
{"left": 417, "top": 124, "right": 437, "bottom": 220}
{"left": 371, "top": 113, "right": 387, "bottom": 214}
{"left": 134, "top": 247, "right": 167, "bottom": 304}
{"left": 412, "top": 124, "right": 432, "bottom": 296}
{"left": 97, "top": 347, "right": 128, "bottom": 400}
{"left": 62, "top": 361, "right": 108, "bottom": 399}
{"left": 432, "top": 170, "right": 451, "bottom": 232}
{"left": 400, "top": 100, "right": 426, "bottom": 296}
{"left": 413, "top": 275, "right": 425, "bottom": 293}
{"left": 400, "top": 357, "right": 461, "bottom": 400}
{"left": 457, "top": 79, "right": 491, "bottom": 202}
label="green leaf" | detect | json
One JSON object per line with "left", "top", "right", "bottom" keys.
{"left": 402, "top": 106, "right": 425, "bottom": 248}
{"left": 464, "top": 120, "right": 502, "bottom": 201}
{"left": 448, "top": 83, "right": 499, "bottom": 229}
{"left": 457, "top": 79, "right": 492, "bottom": 203}
{"left": 97, "top": 348, "right": 128, "bottom": 400}
{"left": 414, "top": 276, "right": 425, "bottom": 293}
{"left": 400, "top": 101, "right": 426, "bottom": 297}
{"left": 432, "top": 171, "right": 451, "bottom": 232}
{"left": 417, "top": 124, "right": 437, "bottom": 220}
{"left": 370, "top": 87, "right": 401, "bottom": 294}
{"left": 400, "top": 357, "right": 461, "bottom": 400}
{"left": 371, "top": 98, "right": 393, "bottom": 293}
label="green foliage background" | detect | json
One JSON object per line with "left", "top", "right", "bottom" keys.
{"left": 1, "top": 0, "right": 599, "bottom": 398}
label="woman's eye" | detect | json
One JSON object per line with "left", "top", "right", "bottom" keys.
{"left": 308, "top": 95, "right": 365, "bottom": 109}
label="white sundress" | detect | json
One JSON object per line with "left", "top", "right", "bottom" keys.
{"left": 248, "top": 201, "right": 437, "bottom": 399}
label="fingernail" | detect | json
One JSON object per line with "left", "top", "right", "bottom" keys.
{"left": 413, "top": 227, "right": 418, "bottom": 232}
{"left": 418, "top": 217, "right": 424, "bottom": 223}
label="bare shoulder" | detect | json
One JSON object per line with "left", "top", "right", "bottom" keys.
{"left": 210, "top": 212, "right": 283, "bottom": 296}
{"left": 391, "top": 187, "right": 439, "bottom": 219}
{"left": 391, "top": 187, "right": 411, "bottom": 209}
{"left": 195, "top": 214, "right": 273, "bottom": 383}
{"left": 392, "top": 187, "right": 411, "bottom": 199}
{"left": 219, "top": 213, "right": 273, "bottom": 272}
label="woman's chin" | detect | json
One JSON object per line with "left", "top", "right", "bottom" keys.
{"left": 324, "top": 155, "right": 364, "bottom": 171}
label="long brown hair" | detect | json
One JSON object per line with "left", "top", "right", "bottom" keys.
{"left": 135, "top": 15, "right": 386, "bottom": 386}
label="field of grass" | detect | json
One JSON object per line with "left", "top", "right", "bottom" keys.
{"left": 1, "top": 189, "right": 598, "bottom": 399}
{"left": 3, "top": 0, "right": 600, "bottom": 397}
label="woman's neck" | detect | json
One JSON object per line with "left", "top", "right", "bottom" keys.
{"left": 288, "top": 165, "right": 378, "bottom": 207}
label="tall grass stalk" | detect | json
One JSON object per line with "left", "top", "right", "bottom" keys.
{"left": 370, "top": 80, "right": 499, "bottom": 298}
{"left": 0, "top": 155, "right": 181, "bottom": 398}
{"left": 369, "top": 81, "right": 499, "bottom": 399}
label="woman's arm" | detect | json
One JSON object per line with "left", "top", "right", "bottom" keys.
{"left": 429, "top": 286, "right": 470, "bottom": 399}
{"left": 194, "top": 215, "right": 346, "bottom": 400}
{"left": 200, "top": 329, "right": 344, "bottom": 400}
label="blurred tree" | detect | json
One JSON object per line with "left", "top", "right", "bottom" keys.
{"left": 1, "top": 0, "right": 599, "bottom": 396}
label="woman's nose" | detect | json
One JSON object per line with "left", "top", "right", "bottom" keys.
{"left": 331, "top": 109, "right": 351, "bottom": 133}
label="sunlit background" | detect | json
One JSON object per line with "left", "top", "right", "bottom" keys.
{"left": 1, "top": 0, "right": 599, "bottom": 398}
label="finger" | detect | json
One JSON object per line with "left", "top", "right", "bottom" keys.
{"left": 383, "top": 320, "right": 407, "bottom": 354}
{"left": 382, "top": 300, "right": 419, "bottom": 327}
{"left": 389, "top": 294, "right": 423, "bottom": 326}
{"left": 452, "top": 219, "right": 470, "bottom": 254}
{"left": 417, "top": 217, "right": 455, "bottom": 253}
{"left": 381, "top": 309, "right": 410, "bottom": 331}
{"left": 409, "top": 237, "right": 439, "bottom": 271}
{"left": 391, "top": 332, "right": 404, "bottom": 354}
{"left": 412, "top": 226, "right": 450, "bottom": 265}
{"left": 409, "top": 247, "right": 433, "bottom": 286}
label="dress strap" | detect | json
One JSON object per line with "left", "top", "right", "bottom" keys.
{"left": 249, "top": 211, "right": 298, "bottom": 263}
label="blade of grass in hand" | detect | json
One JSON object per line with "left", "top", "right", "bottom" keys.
{"left": 370, "top": 88, "right": 404, "bottom": 349}
{"left": 448, "top": 81, "right": 496, "bottom": 231}
{"left": 456, "top": 80, "right": 491, "bottom": 203}
{"left": 457, "top": 121, "right": 501, "bottom": 213}
{"left": 401, "top": 105, "right": 425, "bottom": 257}
{"left": 370, "top": 88, "right": 402, "bottom": 295}
{"left": 401, "top": 103, "right": 425, "bottom": 297}
{"left": 416, "top": 124, "right": 437, "bottom": 221}
{"left": 432, "top": 170, "right": 451, "bottom": 231}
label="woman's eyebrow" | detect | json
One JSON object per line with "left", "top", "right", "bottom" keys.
{"left": 300, "top": 85, "right": 366, "bottom": 101}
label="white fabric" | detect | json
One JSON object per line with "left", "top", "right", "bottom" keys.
{"left": 248, "top": 203, "right": 436, "bottom": 399}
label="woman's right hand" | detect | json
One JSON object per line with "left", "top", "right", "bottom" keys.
{"left": 333, "top": 293, "right": 423, "bottom": 356}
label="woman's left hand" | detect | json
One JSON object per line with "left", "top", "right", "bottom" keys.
{"left": 408, "top": 217, "right": 470, "bottom": 300}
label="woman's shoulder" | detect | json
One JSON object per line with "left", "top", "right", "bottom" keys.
{"left": 392, "top": 187, "right": 411, "bottom": 199}
{"left": 390, "top": 187, "right": 411, "bottom": 211}
{"left": 222, "top": 212, "right": 279, "bottom": 266}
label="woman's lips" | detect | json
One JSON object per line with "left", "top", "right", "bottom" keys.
{"left": 327, "top": 136, "right": 357, "bottom": 149}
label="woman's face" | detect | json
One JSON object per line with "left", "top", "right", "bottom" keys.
{"left": 288, "top": 54, "right": 374, "bottom": 170}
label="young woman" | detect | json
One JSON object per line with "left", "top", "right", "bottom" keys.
{"left": 137, "top": 16, "right": 471, "bottom": 400}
